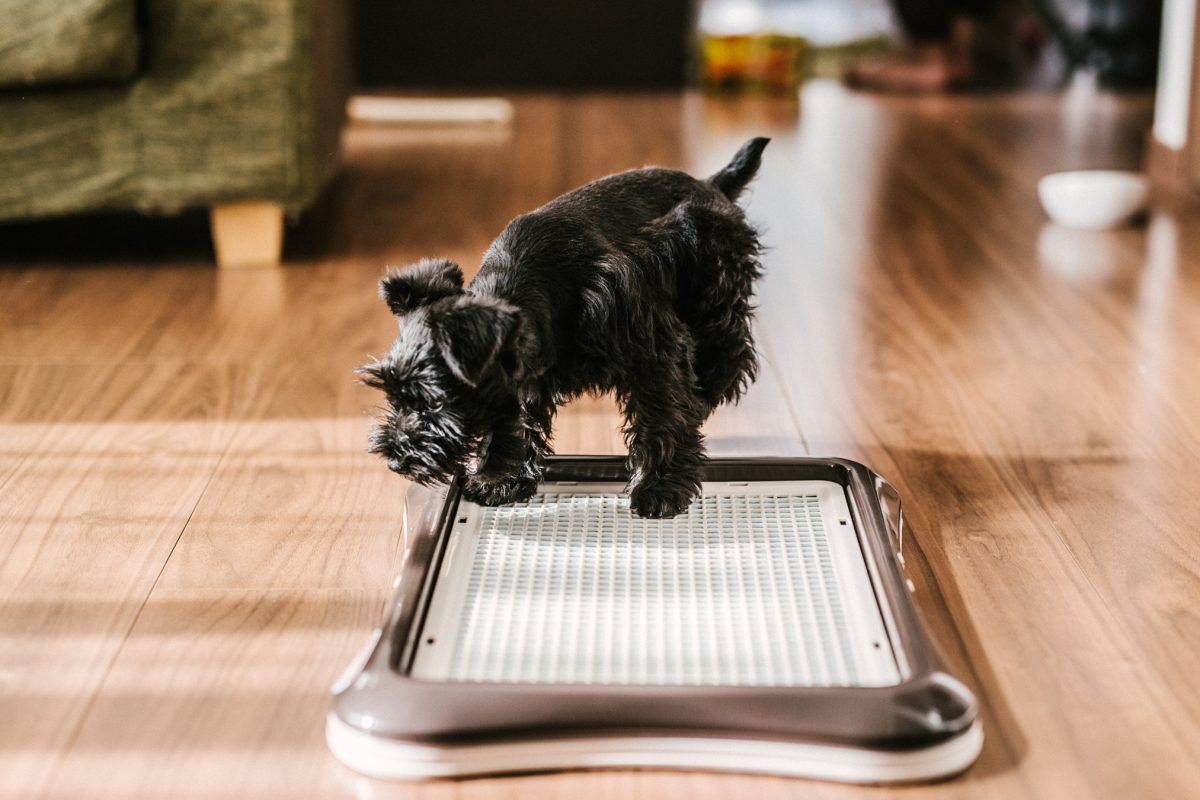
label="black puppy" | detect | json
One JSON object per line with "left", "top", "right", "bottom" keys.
{"left": 361, "top": 137, "right": 768, "bottom": 518}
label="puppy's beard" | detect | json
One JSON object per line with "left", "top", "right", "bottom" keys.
{"left": 464, "top": 432, "right": 493, "bottom": 476}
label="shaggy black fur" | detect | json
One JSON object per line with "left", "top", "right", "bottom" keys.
{"left": 361, "top": 137, "right": 768, "bottom": 518}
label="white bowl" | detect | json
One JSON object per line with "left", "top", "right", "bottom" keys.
{"left": 1037, "top": 170, "right": 1149, "bottom": 230}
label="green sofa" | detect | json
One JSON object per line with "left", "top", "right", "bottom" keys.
{"left": 0, "top": 0, "right": 349, "bottom": 266}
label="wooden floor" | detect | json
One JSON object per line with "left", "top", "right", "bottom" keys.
{"left": 3, "top": 85, "right": 1200, "bottom": 799}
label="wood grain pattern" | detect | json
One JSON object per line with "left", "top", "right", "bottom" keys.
{"left": 3, "top": 85, "right": 1200, "bottom": 799}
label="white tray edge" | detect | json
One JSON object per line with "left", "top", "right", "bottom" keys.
{"left": 326, "top": 712, "right": 983, "bottom": 784}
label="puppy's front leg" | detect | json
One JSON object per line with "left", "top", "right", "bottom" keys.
{"left": 622, "top": 382, "right": 708, "bottom": 519}
{"left": 461, "top": 413, "right": 550, "bottom": 506}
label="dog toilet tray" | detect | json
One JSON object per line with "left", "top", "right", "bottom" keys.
{"left": 327, "top": 457, "right": 982, "bottom": 783}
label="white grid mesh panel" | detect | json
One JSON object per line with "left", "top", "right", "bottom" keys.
{"left": 413, "top": 485, "right": 900, "bottom": 687}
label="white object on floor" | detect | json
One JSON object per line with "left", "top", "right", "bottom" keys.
{"left": 1153, "top": 0, "right": 1197, "bottom": 149}
{"left": 326, "top": 712, "right": 985, "bottom": 783}
{"left": 347, "top": 96, "right": 515, "bottom": 126}
{"left": 1037, "top": 170, "right": 1150, "bottom": 230}
{"left": 326, "top": 462, "right": 983, "bottom": 785}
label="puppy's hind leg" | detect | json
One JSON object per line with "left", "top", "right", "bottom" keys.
{"left": 645, "top": 200, "right": 764, "bottom": 409}
{"left": 691, "top": 293, "right": 759, "bottom": 409}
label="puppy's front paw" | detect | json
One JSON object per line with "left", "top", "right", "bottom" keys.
{"left": 628, "top": 477, "right": 697, "bottom": 519}
{"left": 462, "top": 475, "right": 538, "bottom": 506}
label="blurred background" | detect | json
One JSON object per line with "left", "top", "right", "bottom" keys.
{"left": 0, "top": 0, "right": 1186, "bottom": 269}
{"left": 353, "top": 0, "right": 1160, "bottom": 92}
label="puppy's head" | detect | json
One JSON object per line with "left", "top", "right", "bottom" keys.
{"left": 359, "top": 259, "right": 522, "bottom": 485}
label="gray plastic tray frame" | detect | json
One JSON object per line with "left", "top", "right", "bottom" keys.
{"left": 328, "top": 457, "right": 982, "bottom": 782}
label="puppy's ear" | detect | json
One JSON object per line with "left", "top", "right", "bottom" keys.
{"left": 429, "top": 298, "right": 518, "bottom": 387}
{"left": 380, "top": 259, "right": 464, "bottom": 315}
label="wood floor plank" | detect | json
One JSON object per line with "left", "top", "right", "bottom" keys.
{"left": 562, "top": 93, "right": 688, "bottom": 185}
{"left": 34, "top": 589, "right": 385, "bottom": 800}
{"left": 944, "top": 356, "right": 1200, "bottom": 731}
{"left": 0, "top": 363, "right": 245, "bottom": 800}
{"left": 339, "top": 95, "right": 569, "bottom": 271}
{"left": 149, "top": 415, "right": 407, "bottom": 592}
{"left": 4, "top": 86, "right": 1200, "bottom": 799}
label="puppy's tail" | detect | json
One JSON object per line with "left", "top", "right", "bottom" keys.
{"left": 708, "top": 137, "right": 769, "bottom": 202}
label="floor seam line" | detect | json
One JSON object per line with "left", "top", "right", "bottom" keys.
{"left": 757, "top": 329, "right": 812, "bottom": 456}
{"left": 33, "top": 443, "right": 228, "bottom": 799}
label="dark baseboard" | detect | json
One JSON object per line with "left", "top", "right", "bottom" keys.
{"left": 353, "top": 0, "right": 693, "bottom": 90}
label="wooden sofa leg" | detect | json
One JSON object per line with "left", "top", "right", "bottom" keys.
{"left": 210, "top": 202, "right": 285, "bottom": 268}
